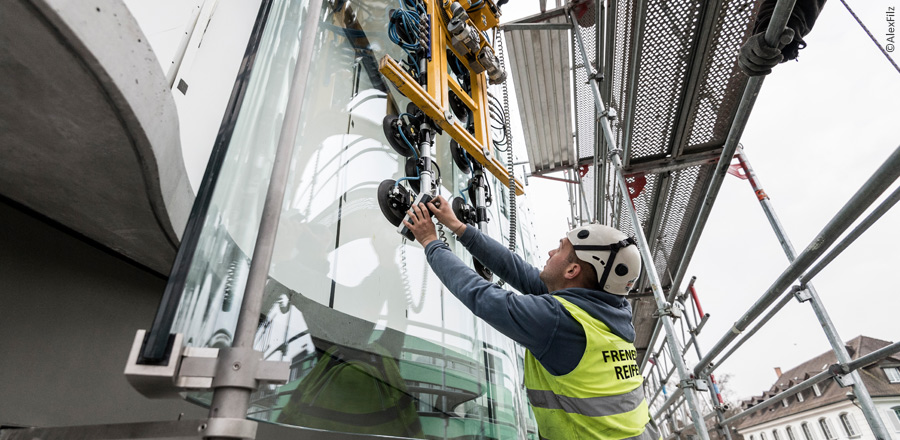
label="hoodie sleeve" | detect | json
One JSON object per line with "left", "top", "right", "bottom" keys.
{"left": 455, "top": 226, "right": 548, "bottom": 296}
{"left": 423, "top": 239, "right": 561, "bottom": 358}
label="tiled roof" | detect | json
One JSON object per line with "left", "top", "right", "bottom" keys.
{"left": 735, "top": 335, "right": 900, "bottom": 429}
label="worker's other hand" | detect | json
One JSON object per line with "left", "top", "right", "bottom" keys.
{"left": 738, "top": 28, "right": 795, "bottom": 76}
{"left": 403, "top": 203, "right": 438, "bottom": 247}
{"left": 427, "top": 195, "right": 466, "bottom": 236}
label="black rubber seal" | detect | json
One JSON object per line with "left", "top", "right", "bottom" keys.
{"left": 140, "top": 0, "right": 277, "bottom": 364}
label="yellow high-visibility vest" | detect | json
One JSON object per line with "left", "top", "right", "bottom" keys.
{"left": 524, "top": 296, "right": 660, "bottom": 440}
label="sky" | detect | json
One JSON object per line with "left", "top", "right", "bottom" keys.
{"left": 500, "top": 0, "right": 900, "bottom": 401}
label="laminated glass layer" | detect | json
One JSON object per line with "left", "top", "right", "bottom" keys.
{"left": 168, "top": 0, "right": 539, "bottom": 438}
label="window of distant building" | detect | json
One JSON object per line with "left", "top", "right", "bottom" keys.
{"left": 797, "top": 391, "right": 804, "bottom": 402}
{"left": 812, "top": 383, "right": 822, "bottom": 396}
{"left": 802, "top": 422, "right": 816, "bottom": 440}
{"left": 786, "top": 426, "right": 797, "bottom": 440}
{"left": 750, "top": 435, "right": 755, "bottom": 440}
{"left": 819, "top": 417, "right": 837, "bottom": 440}
{"left": 888, "top": 406, "right": 900, "bottom": 432}
{"left": 839, "top": 412, "right": 860, "bottom": 438}
{"left": 884, "top": 367, "right": 900, "bottom": 383}
{"left": 773, "top": 429, "right": 782, "bottom": 440}
{"left": 761, "top": 432, "right": 769, "bottom": 440}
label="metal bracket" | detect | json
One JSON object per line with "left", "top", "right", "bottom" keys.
{"left": 124, "top": 330, "right": 289, "bottom": 399}
{"left": 654, "top": 304, "right": 682, "bottom": 319}
{"left": 792, "top": 284, "right": 812, "bottom": 302}
{"left": 829, "top": 363, "right": 856, "bottom": 387}
{"left": 601, "top": 107, "right": 617, "bottom": 120}
{"left": 834, "top": 373, "right": 857, "bottom": 388}
{"left": 677, "top": 379, "right": 709, "bottom": 392}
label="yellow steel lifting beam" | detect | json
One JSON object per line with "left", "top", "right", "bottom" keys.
{"left": 379, "top": 56, "right": 524, "bottom": 195}
{"left": 378, "top": 0, "right": 524, "bottom": 195}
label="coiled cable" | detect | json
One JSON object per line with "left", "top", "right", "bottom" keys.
{"left": 496, "top": 31, "right": 516, "bottom": 252}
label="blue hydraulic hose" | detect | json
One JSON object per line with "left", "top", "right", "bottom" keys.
{"left": 397, "top": 113, "right": 419, "bottom": 159}
{"left": 395, "top": 176, "right": 421, "bottom": 187}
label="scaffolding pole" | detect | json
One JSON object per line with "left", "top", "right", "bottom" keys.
{"left": 570, "top": 11, "right": 712, "bottom": 440}
{"left": 734, "top": 146, "right": 895, "bottom": 439}
{"left": 695, "top": 145, "right": 900, "bottom": 377}
{"left": 577, "top": 0, "right": 798, "bottom": 436}
{"left": 206, "top": 0, "right": 324, "bottom": 431}
{"left": 679, "top": 284, "right": 732, "bottom": 440}
{"left": 659, "top": 0, "right": 799, "bottom": 327}
{"left": 638, "top": 1, "right": 798, "bottom": 366}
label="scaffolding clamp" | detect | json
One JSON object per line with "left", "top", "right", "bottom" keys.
{"left": 792, "top": 284, "right": 812, "bottom": 302}
{"left": 829, "top": 363, "right": 856, "bottom": 387}
{"left": 677, "top": 378, "right": 709, "bottom": 392}
{"left": 654, "top": 304, "right": 682, "bottom": 319}
{"left": 124, "top": 330, "right": 290, "bottom": 399}
{"left": 600, "top": 107, "right": 617, "bottom": 121}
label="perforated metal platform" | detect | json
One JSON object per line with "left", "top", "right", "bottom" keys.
{"left": 505, "top": 0, "right": 761, "bottom": 363}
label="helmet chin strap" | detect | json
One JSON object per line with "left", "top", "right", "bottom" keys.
{"left": 572, "top": 237, "right": 637, "bottom": 290}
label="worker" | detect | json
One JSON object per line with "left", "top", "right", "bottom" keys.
{"left": 402, "top": 196, "right": 660, "bottom": 440}
{"left": 739, "top": 0, "right": 827, "bottom": 76}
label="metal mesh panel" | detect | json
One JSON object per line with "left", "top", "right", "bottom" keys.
{"left": 651, "top": 166, "right": 702, "bottom": 283}
{"left": 617, "top": 164, "right": 713, "bottom": 287}
{"left": 563, "top": 0, "right": 758, "bottom": 288}
{"left": 684, "top": 0, "right": 758, "bottom": 151}
{"left": 664, "top": 163, "right": 715, "bottom": 275}
{"left": 627, "top": 0, "right": 703, "bottom": 160}
{"left": 573, "top": 3, "right": 598, "bottom": 161}
{"left": 609, "top": 0, "right": 634, "bottom": 153}
{"left": 580, "top": 166, "right": 595, "bottom": 223}
{"left": 616, "top": 173, "right": 659, "bottom": 239}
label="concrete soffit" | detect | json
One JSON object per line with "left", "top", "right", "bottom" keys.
{"left": 0, "top": 0, "right": 194, "bottom": 274}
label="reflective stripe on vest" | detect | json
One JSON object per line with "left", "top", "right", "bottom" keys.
{"left": 539, "top": 421, "right": 660, "bottom": 440}
{"left": 525, "top": 296, "right": 652, "bottom": 440}
{"left": 527, "top": 384, "right": 645, "bottom": 417}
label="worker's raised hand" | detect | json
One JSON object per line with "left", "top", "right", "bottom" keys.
{"left": 738, "top": 28, "right": 795, "bottom": 76}
{"left": 427, "top": 195, "right": 466, "bottom": 236}
{"left": 403, "top": 203, "right": 438, "bottom": 247}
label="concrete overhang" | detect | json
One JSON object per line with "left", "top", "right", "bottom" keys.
{"left": 0, "top": 0, "right": 194, "bottom": 274}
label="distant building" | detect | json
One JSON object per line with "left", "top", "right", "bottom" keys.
{"left": 736, "top": 336, "right": 900, "bottom": 440}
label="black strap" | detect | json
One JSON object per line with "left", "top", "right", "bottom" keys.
{"left": 572, "top": 237, "right": 636, "bottom": 289}
{"left": 571, "top": 237, "right": 636, "bottom": 252}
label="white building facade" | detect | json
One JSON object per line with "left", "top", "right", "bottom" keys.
{"left": 737, "top": 337, "right": 900, "bottom": 440}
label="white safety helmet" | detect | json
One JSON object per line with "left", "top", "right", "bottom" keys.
{"left": 566, "top": 224, "right": 642, "bottom": 295}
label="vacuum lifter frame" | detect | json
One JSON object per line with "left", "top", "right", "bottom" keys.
{"left": 377, "top": 0, "right": 525, "bottom": 195}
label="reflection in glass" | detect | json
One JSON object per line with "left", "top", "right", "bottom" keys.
{"left": 169, "top": 0, "right": 539, "bottom": 437}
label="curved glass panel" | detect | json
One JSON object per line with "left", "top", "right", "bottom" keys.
{"left": 170, "top": 0, "right": 538, "bottom": 438}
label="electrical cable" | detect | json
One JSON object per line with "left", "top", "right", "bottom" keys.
{"left": 496, "top": 31, "right": 516, "bottom": 251}
{"left": 400, "top": 238, "right": 427, "bottom": 313}
{"left": 488, "top": 93, "right": 508, "bottom": 150}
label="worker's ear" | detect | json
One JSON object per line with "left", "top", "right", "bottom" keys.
{"left": 564, "top": 262, "right": 582, "bottom": 280}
